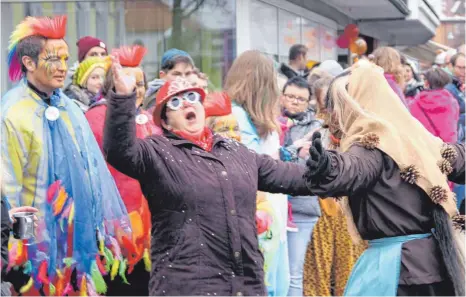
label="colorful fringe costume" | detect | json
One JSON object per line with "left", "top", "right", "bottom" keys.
{"left": 85, "top": 46, "right": 161, "bottom": 289}
{"left": 2, "top": 15, "right": 131, "bottom": 295}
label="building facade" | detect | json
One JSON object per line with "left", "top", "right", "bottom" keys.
{"left": 1, "top": 0, "right": 444, "bottom": 93}
{"left": 432, "top": 0, "right": 465, "bottom": 49}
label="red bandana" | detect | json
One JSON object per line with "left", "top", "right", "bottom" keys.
{"left": 173, "top": 127, "right": 214, "bottom": 152}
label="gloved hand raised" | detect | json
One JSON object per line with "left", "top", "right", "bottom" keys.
{"left": 305, "top": 132, "right": 331, "bottom": 179}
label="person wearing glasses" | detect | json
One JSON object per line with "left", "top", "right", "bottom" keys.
{"left": 103, "top": 48, "right": 318, "bottom": 294}
{"left": 278, "top": 76, "right": 322, "bottom": 296}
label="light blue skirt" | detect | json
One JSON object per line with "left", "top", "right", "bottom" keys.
{"left": 344, "top": 233, "right": 430, "bottom": 296}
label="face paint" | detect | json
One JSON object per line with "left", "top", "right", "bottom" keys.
{"left": 39, "top": 47, "right": 69, "bottom": 78}
{"left": 33, "top": 39, "right": 69, "bottom": 92}
{"left": 211, "top": 115, "right": 241, "bottom": 142}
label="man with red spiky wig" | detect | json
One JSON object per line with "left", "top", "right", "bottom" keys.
{"left": 85, "top": 45, "right": 161, "bottom": 296}
{"left": 1, "top": 15, "right": 131, "bottom": 296}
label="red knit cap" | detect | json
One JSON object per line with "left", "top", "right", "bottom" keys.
{"left": 76, "top": 36, "right": 107, "bottom": 62}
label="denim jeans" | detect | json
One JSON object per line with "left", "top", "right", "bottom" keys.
{"left": 287, "top": 217, "right": 319, "bottom": 296}
{"left": 454, "top": 184, "right": 465, "bottom": 210}
{"left": 265, "top": 240, "right": 290, "bottom": 296}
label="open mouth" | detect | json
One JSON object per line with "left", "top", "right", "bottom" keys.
{"left": 185, "top": 111, "right": 197, "bottom": 122}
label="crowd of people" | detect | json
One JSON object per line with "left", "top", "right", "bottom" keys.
{"left": 0, "top": 15, "right": 465, "bottom": 297}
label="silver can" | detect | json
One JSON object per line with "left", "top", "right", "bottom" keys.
{"left": 12, "top": 212, "right": 35, "bottom": 240}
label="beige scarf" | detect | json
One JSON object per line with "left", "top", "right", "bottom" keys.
{"left": 328, "top": 61, "right": 458, "bottom": 241}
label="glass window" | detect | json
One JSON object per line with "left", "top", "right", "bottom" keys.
{"left": 320, "top": 25, "right": 337, "bottom": 61}
{"left": 1, "top": 0, "right": 236, "bottom": 92}
{"left": 301, "top": 18, "right": 320, "bottom": 62}
{"left": 250, "top": 0, "right": 278, "bottom": 58}
{"left": 278, "top": 10, "right": 301, "bottom": 59}
{"left": 248, "top": 1, "right": 338, "bottom": 65}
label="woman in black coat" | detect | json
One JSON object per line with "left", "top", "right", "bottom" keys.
{"left": 103, "top": 57, "right": 314, "bottom": 296}
{"left": 304, "top": 61, "right": 465, "bottom": 296}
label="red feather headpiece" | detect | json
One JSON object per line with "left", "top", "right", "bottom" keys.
{"left": 204, "top": 92, "right": 232, "bottom": 118}
{"left": 32, "top": 15, "right": 67, "bottom": 39}
{"left": 112, "top": 45, "right": 147, "bottom": 68}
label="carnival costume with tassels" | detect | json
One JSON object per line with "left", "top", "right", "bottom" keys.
{"left": 305, "top": 61, "right": 465, "bottom": 296}
{"left": 86, "top": 45, "right": 161, "bottom": 274}
{"left": 2, "top": 15, "right": 131, "bottom": 295}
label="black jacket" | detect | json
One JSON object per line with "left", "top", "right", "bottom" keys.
{"left": 279, "top": 63, "right": 309, "bottom": 80}
{"left": 308, "top": 143, "right": 465, "bottom": 285}
{"left": 103, "top": 91, "right": 312, "bottom": 296}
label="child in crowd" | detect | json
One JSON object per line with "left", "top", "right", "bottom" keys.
{"left": 278, "top": 76, "right": 322, "bottom": 296}
{"left": 64, "top": 57, "right": 107, "bottom": 111}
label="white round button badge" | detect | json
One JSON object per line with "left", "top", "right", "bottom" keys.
{"left": 45, "top": 106, "right": 60, "bottom": 121}
{"left": 135, "top": 114, "right": 149, "bottom": 125}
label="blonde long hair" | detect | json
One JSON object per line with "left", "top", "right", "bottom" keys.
{"left": 225, "top": 50, "right": 280, "bottom": 138}
{"left": 372, "top": 47, "right": 404, "bottom": 86}
{"left": 326, "top": 61, "right": 460, "bottom": 246}
{"left": 328, "top": 60, "right": 456, "bottom": 214}
{"left": 328, "top": 73, "right": 383, "bottom": 137}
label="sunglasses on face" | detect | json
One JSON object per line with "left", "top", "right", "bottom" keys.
{"left": 166, "top": 91, "right": 201, "bottom": 111}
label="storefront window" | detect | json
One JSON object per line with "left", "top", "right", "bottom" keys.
{"left": 248, "top": 0, "right": 337, "bottom": 66}
{"left": 320, "top": 25, "right": 337, "bottom": 61}
{"left": 278, "top": 9, "right": 301, "bottom": 62}
{"left": 302, "top": 18, "right": 320, "bottom": 62}
{"left": 1, "top": 0, "right": 236, "bottom": 93}
{"left": 250, "top": 0, "right": 278, "bottom": 59}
